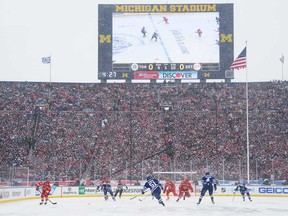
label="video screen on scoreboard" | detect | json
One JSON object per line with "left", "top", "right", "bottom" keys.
{"left": 112, "top": 12, "right": 219, "bottom": 64}
{"left": 98, "top": 4, "right": 234, "bottom": 79}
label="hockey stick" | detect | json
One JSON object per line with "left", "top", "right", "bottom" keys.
{"left": 232, "top": 192, "right": 236, "bottom": 202}
{"left": 38, "top": 189, "right": 57, "bottom": 205}
{"left": 138, "top": 196, "right": 148, "bottom": 201}
{"left": 130, "top": 189, "right": 149, "bottom": 200}
{"left": 48, "top": 198, "right": 57, "bottom": 205}
{"left": 130, "top": 195, "right": 140, "bottom": 200}
{"left": 139, "top": 193, "right": 151, "bottom": 201}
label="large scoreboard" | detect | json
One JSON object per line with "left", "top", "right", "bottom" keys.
{"left": 98, "top": 4, "right": 234, "bottom": 81}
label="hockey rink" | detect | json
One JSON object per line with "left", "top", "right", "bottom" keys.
{"left": 1, "top": 196, "right": 288, "bottom": 216}
{"left": 112, "top": 12, "right": 219, "bottom": 64}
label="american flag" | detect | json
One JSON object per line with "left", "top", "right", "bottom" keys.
{"left": 42, "top": 56, "right": 51, "bottom": 64}
{"left": 230, "top": 47, "right": 246, "bottom": 70}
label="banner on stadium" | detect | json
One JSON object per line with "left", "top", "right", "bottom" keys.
{"left": 158, "top": 71, "right": 197, "bottom": 79}
{"left": 134, "top": 71, "right": 159, "bottom": 79}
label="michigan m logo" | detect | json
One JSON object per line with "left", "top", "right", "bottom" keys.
{"left": 220, "top": 34, "right": 233, "bottom": 43}
{"left": 99, "top": 34, "right": 111, "bottom": 43}
{"left": 203, "top": 72, "right": 210, "bottom": 78}
{"left": 122, "top": 73, "right": 128, "bottom": 78}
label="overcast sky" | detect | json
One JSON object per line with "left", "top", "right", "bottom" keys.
{"left": 0, "top": 0, "right": 287, "bottom": 83}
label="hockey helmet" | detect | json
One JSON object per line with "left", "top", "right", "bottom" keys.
{"left": 146, "top": 176, "right": 152, "bottom": 181}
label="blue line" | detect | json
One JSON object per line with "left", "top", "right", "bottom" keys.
{"left": 149, "top": 14, "right": 172, "bottom": 63}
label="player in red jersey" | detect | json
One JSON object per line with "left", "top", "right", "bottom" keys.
{"left": 36, "top": 179, "right": 51, "bottom": 205}
{"left": 163, "top": 178, "right": 178, "bottom": 200}
{"left": 176, "top": 176, "right": 194, "bottom": 202}
{"left": 163, "top": 16, "right": 169, "bottom": 24}
{"left": 99, "top": 177, "right": 110, "bottom": 185}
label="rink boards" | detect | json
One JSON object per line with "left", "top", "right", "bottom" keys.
{"left": 1, "top": 185, "right": 288, "bottom": 203}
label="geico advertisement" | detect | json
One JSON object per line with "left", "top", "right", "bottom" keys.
{"left": 259, "top": 187, "right": 288, "bottom": 194}
{"left": 158, "top": 71, "right": 197, "bottom": 79}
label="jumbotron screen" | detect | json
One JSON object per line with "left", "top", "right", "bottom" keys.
{"left": 98, "top": 4, "right": 234, "bottom": 80}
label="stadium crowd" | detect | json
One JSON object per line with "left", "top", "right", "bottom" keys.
{"left": 0, "top": 81, "right": 287, "bottom": 185}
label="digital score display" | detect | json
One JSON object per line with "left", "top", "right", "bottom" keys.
{"left": 98, "top": 4, "right": 234, "bottom": 80}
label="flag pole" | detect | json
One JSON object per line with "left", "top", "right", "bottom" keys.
{"left": 281, "top": 54, "right": 284, "bottom": 81}
{"left": 230, "top": 45, "right": 248, "bottom": 182}
{"left": 245, "top": 41, "right": 250, "bottom": 183}
{"left": 49, "top": 54, "right": 52, "bottom": 108}
{"left": 49, "top": 54, "right": 52, "bottom": 85}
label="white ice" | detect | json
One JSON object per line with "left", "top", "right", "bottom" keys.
{"left": 112, "top": 12, "right": 219, "bottom": 64}
{"left": 1, "top": 196, "right": 288, "bottom": 216}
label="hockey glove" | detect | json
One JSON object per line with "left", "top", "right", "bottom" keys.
{"left": 214, "top": 185, "right": 217, "bottom": 191}
{"left": 96, "top": 186, "right": 100, "bottom": 192}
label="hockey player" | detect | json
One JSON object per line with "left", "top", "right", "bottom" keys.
{"left": 234, "top": 182, "right": 252, "bottom": 201}
{"left": 141, "top": 27, "right": 147, "bottom": 37}
{"left": 151, "top": 32, "right": 158, "bottom": 42}
{"left": 163, "top": 16, "right": 169, "bottom": 24}
{"left": 114, "top": 180, "right": 128, "bottom": 198}
{"left": 142, "top": 176, "right": 165, "bottom": 206}
{"left": 36, "top": 179, "right": 51, "bottom": 205}
{"left": 216, "top": 17, "right": 220, "bottom": 25}
{"left": 163, "top": 178, "right": 177, "bottom": 200}
{"left": 97, "top": 179, "right": 116, "bottom": 201}
{"left": 196, "top": 172, "right": 217, "bottom": 205}
{"left": 176, "top": 176, "right": 193, "bottom": 202}
{"left": 195, "top": 28, "right": 203, "bottom": 37}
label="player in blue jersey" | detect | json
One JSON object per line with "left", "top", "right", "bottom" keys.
{"left": 141, "top": 176, "right": 165, "bottom": 206}
{"left": 141, "top": 27, "right": 147, "bottom": 37}
{"left": 196, "top": 172, "right": 217, "bottom": 205}
{"left": 234, "top": 181, "right": 252, "bottom": 201}
{"left": 151, "top": 32, "right": 158, "bottom": 42}
{"left": 97, "top": 179, "right": 116, "bottom": 201}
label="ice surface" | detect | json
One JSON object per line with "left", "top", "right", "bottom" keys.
{"left": 112, "top": 13, "right": 219, "bottom": 64}
{"left": 1, "top": 196, "right": 288, "bottom": 216}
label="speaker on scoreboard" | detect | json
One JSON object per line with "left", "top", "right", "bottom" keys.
{"left": 225, "top": 70, "right": 234, "bottom": 79}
